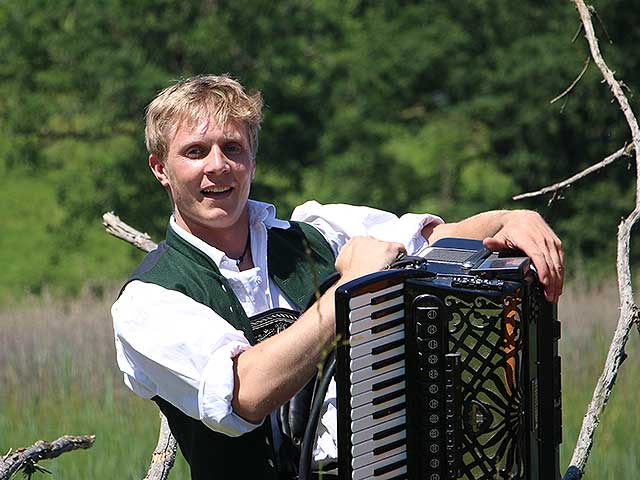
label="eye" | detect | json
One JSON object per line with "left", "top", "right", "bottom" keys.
{"left": 222, "top": 143, "right": 242, "bottom": 155}
{"left": 184, "top": 145, "right": 207, "bottom": 159}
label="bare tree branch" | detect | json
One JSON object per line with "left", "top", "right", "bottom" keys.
{"left": 550, "top": 56, "right": 591, "bottom": 105}
{"left": 0, "top": 435, "right": 95, "bottom": 480}
{"left": 102, "top": 212, "right": 158, "bottom": 253}
{"left": 512, "top": 143, "right": 632, "bottom": 201}
{"left": 143, "top": 413, "right": 178, "bottom": 480}
{"left": 102, "top": 213, "right": 176, "bottom": 480}
{"left": 565, "top": 1, "right": 640, "bottom": 476}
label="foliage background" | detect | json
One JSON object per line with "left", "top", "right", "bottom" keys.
{"left": 1, "top": 0, "right": 639, "bottom": 299}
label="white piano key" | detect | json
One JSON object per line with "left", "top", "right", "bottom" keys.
{"left": 350, "top": 329, "right": 405, "bottom": 360}
{"left": 349, "top": 283, "right": 403, "bottom": 310}
{"left": 351, "top": 393, "right": 405, "bottom": 421}
{"left": 352, "top": 441, "right": 406, "bottom": 471}
{"left": 349, "top": 309, "right": 404, "bottom": 336}
{"left": 373, "top": 464, "right": 407, "bottom": 480}
{"left": 349, "top": 296, "right": 403, "bottom": 324}
{"left": 350, "top": 343, "right": 405, "bottom": 372}
{"left": 351, "top": 377, "right": 405, "bottom": 409}
{"left": 350, "top": 366, "right": 404, "bottom": 397}
{"left": 351, "top": 413, "right": 406, "bottom": 446}
{"left": 352, "top": 450, "right": 407, "bottom": 480}
{"left": 351, "top": 428, "right": 406, "bottom": 459}
{"left": 350, "top": 355, "right": 404, "bottom": 384}
{"left": 349, "top": 322, "right": 404, "bottom": 349}
{"left": 351, "top": 405, "right": 405, "bottom": 433}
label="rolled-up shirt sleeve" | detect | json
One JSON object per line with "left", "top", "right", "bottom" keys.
{"left": 290, "top": 201, "right": 444, "bottom": 257}
{"left": 112, "top": 280, "right": 261, "bottom": 437}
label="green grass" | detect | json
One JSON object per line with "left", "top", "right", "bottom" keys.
{"left": 0, "top": 282, "right": 639, "bottom": 478}
{"left": 0, "top": 290, "right": 189, "bottom": 479}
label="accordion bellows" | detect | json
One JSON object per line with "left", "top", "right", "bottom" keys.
{"left": 335, "top": 238, "right": 562, "bottom": 480}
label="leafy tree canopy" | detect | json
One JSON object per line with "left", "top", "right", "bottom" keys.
{"left": 1, "top": 0, "right": 638, "bottom": 299}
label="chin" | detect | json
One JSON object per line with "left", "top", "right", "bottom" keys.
{"left": 202, "top": 211, "right": 244, "bottom": 230}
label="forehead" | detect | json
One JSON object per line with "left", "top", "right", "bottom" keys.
{"left": 170, "top": 115, "right": 249, "bottom": 145}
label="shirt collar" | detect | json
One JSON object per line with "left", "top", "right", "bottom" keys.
{"left": 247, "top": 199, "right": 290, "bottom": 229}
{"left": 168, "top": 199, "right": 290, "bottom": 267}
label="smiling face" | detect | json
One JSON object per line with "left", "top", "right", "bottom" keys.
{"left": 149, "top": 118, "right": 255, "bottom": 245}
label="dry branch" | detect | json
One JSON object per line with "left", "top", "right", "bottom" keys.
{"left": 143, "top": 413, "right": 178, "bottom": 480}
{"left": 550, "top": 56, "right": 591, "bottom": 105}
{"left": 569, "top": 1, "right": 640, "bottom": 473}
{"left": 512, "top": 143, "right": 633, "bottom": 201}
{"left": 103, "top": 212, "right": 158, "bottom": 253}
{"left": 0, "top": 435, "right": 95, "bottom": 480}
{"left": 103, "top": 213, "right": 176, "bottom": 480}
{"left": 514, "top": 2, "right": 640, "bottom": 477}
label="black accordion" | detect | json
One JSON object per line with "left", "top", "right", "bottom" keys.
{"left": 335, "top": 238, "right": 562, "bottom": 480}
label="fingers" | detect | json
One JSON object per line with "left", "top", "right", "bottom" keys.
{"left": 484, "top": 212, "right": 564, "bottom": 303}
{"left": 335, "top": 236, "right": 406, "bottom": 282}
{"left": 523, "top": 223, "right": 563, "bottom": 303}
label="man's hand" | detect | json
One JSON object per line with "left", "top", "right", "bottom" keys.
{"left": 426, "top": 209, "right": 564, "bottom": 303}
{"left": 335, "top": 236, "right": 406, "bottom": 283}
{"left": 483, "top": 210, "right": 563, "bottom": 303}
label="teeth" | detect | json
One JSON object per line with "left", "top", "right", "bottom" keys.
{"left": 202, "top": 186, "right": 232, "bottom": 194}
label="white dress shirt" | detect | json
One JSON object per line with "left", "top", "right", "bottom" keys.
{"left": 112, "top": 199, "right": 443, "bottom": 461}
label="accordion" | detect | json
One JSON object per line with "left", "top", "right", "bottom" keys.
{"left": 335, "top": 238, "right": 562, "bottom": 480}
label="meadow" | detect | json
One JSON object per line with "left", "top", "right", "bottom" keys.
{"left": 0, "top": 280, "right": 638, "bottom": 479}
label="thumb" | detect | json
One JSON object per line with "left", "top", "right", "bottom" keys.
{"left": 483, "top": 236, "right": 509, "bottom": 251}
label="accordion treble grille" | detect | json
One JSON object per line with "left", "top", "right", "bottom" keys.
{"left": 336, "top": 241, "right": 562, "bottom": 480}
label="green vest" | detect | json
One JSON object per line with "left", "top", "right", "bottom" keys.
{"left": 124, "top": 220, "right": 336, "bottom": 480}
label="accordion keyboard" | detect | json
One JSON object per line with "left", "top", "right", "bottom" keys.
{"left": 342, "top": 280, "right": 409, "bottom": 480}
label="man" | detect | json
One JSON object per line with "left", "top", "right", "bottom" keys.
{"left": 112, "top": 74, "right": 563, "bottom": 479}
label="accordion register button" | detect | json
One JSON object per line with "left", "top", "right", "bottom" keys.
{"left": 421, "top": 382, "right": 439, "bottom": 395}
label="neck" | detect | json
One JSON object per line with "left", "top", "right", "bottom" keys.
{"left": 175, "top": 208, "right": 251, "bottom": 260}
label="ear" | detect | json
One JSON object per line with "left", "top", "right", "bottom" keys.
{"left": 149, "top": 154, "right": 171, "bottom": 188}
{"left": 250, "top": 158, "right": 256, "bottom": 181}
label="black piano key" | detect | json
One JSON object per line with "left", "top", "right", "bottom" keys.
{"left": 372, "top": 352, "right": 406, "bottom": 370}
{"left": 371, "top": 316, "right": 405, "bottom": 334}
{"left": 371, "top": 302, "right": 404, "bottom": 320}
{"left": 373, "top": 437, "right": 407, "bottom": 456}
{"left": 374, "top": 459, "right": 407, "bottom": 477}
{"left": 372, "top": 374, "right": 404, "bottom": 392}
{"left": 371, "top": 338, "right": 405, "bottom": 356}
{"left": 371, "top": 289, "right": 403, "bottom": 305}
{"left": 372, "top": 387, "right": 405, "bottom": 406}
{"left": 372, "top": 422, "right": 406, "bottom": 441}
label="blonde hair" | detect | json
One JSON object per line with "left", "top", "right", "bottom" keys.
{"left": 145, "top": 74, "right": 263, "bottom": 161}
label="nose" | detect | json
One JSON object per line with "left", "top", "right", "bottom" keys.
{"left": 203, "top": 146, "right": 231, "bottom": 175}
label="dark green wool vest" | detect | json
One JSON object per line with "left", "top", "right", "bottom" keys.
{"left": 124, "top": 221, "right": 336, "bottom": 480}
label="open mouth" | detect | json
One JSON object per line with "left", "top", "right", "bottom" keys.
{"left": 201, "top": 186, "right": 233, "bottom": 198}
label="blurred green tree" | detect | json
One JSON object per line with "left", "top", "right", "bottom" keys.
{"left": 0, "top": 0, "right": 638, "bottom": 298}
